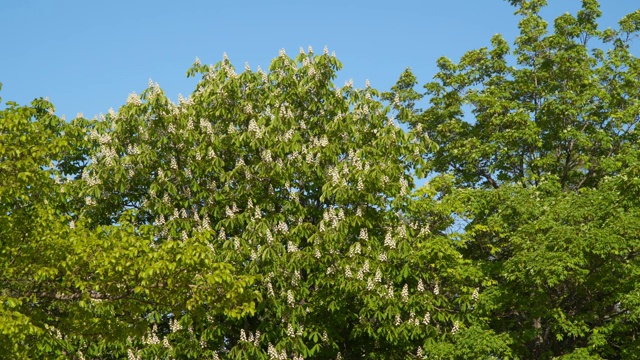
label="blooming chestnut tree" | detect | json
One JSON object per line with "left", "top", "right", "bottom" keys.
{"left": 75, "top": 47, "right": 507, "bottom": 359}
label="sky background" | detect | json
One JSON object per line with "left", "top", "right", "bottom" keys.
{"left": 1, "top": 0, "right": 638, "bottom": 119}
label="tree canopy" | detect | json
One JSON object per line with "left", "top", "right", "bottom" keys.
{"left": 1, "top": 1, "right": 640, "bottom": 358}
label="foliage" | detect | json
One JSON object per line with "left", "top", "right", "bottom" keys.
{"left": 419, "top": 0, "right": 640, "bottom": 358}
{"left": 1, "top": 1, "right": 640, "bottom": 359}
{"left": 0, "top": 96, "right": 255, "bottom": 358}
{"left": 74, "top": 46, "right": 505, "bottom": 359}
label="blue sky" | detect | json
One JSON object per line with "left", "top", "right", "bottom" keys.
{"left": 1, "top": 0, "right": 637, "bottom": 119}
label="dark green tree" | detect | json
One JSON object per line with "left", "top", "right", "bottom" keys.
{"left": 420, "top": 0, "right": 640, "bottom": 357}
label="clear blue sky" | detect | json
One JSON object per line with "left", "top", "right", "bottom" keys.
{"left": 1, "top": 0, "right": 637, "bottom": 119}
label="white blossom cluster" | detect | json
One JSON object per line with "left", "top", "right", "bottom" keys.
{"left": 126, "top": 92, "right": 142, "bottom": 106}
{"left": 451, "top": 321, "right": 460, "bottom": 334}
{"left": 387, "top": 284, "right": 395, "bottom": 299}
{"left": 177, "top": 93, "right": 194, "bottom": 107}
{"left": 345, "top": 265, "right": 352, "bottom": 278}
{"left": 419, "top": 224, "right": 431, "bottom": 236}
{"left": 239, "top": 329, "right": 261, "bottom": 346}
{"left": 147, "top": 79, "right": 162, "bottom": 98}
{"left": 220, "top": 54, "right": 237, "bottom": 78}
{"left": 170, "top": 318, "right": 182, "bottom": 333}
{"left": 102, "top": 147, "right": 118, "bottom": 167}
{"left": 401, "top": 284, "right": 409, "bottom": 302}
{"left": 322, "top": 207, "right": 344, "bottom": 229}
{"left": 374, "top": 268, "right": 382, "bottom": 283}
{"left": 199, "top": 118, "right": 214, "bottom": 135}
{"left": 356, "top": 259, "right": 370, "bottom": 281}
{"left": 384, "top": 231, "right": 396, "bottom": 249}
{"left": 310, "top": 135, "right": 328, "bottom": 148}
{"left": 423, "top": 312, "right": 431, "bottom": 325}
{"left": 268, "top": 343, "right": 291, "bottom": 360}
{"left": 275, "top": 221, "right": 289, "bottom": 234}
{"left": 327, "top": 166, "right": 340, "bottom": 185}
{"left": 399, "top": 177, "right": 409, "bottom": 196}
{"left": 127, "top": 349, "right": 141, "bottom": 360}
{"left": 162, "top": 336, "right": 172, "bottom": 350}
{"left": 44, "top": 324, "right": 63, "bottom": 340}
{"left": 348, "top": 243, "right": 361, "bottom": 257}
{"left": 142, "top": 325, "right": 160, "bottom": 345}
{"left": 81, "top": 168, "right": 101, "bottom": 187}
{"left": 287, "top": 241, "right": 298, "bottom": 253}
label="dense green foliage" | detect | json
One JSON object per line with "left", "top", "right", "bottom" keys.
{"left": 420, "top": 0, "right": 640, "bottom": 357}
{"left": 1, "top": 1, "right": 639, "bottom": 358}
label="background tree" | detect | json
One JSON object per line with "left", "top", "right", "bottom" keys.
{"left": 0, "top": 94, "right": 255, "bottom": 358}
{"left": 420, "top": 0, "right": 640, "bottom": 357}
{"left": 0, "top": 97, "right": 69, "bottom": 357}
